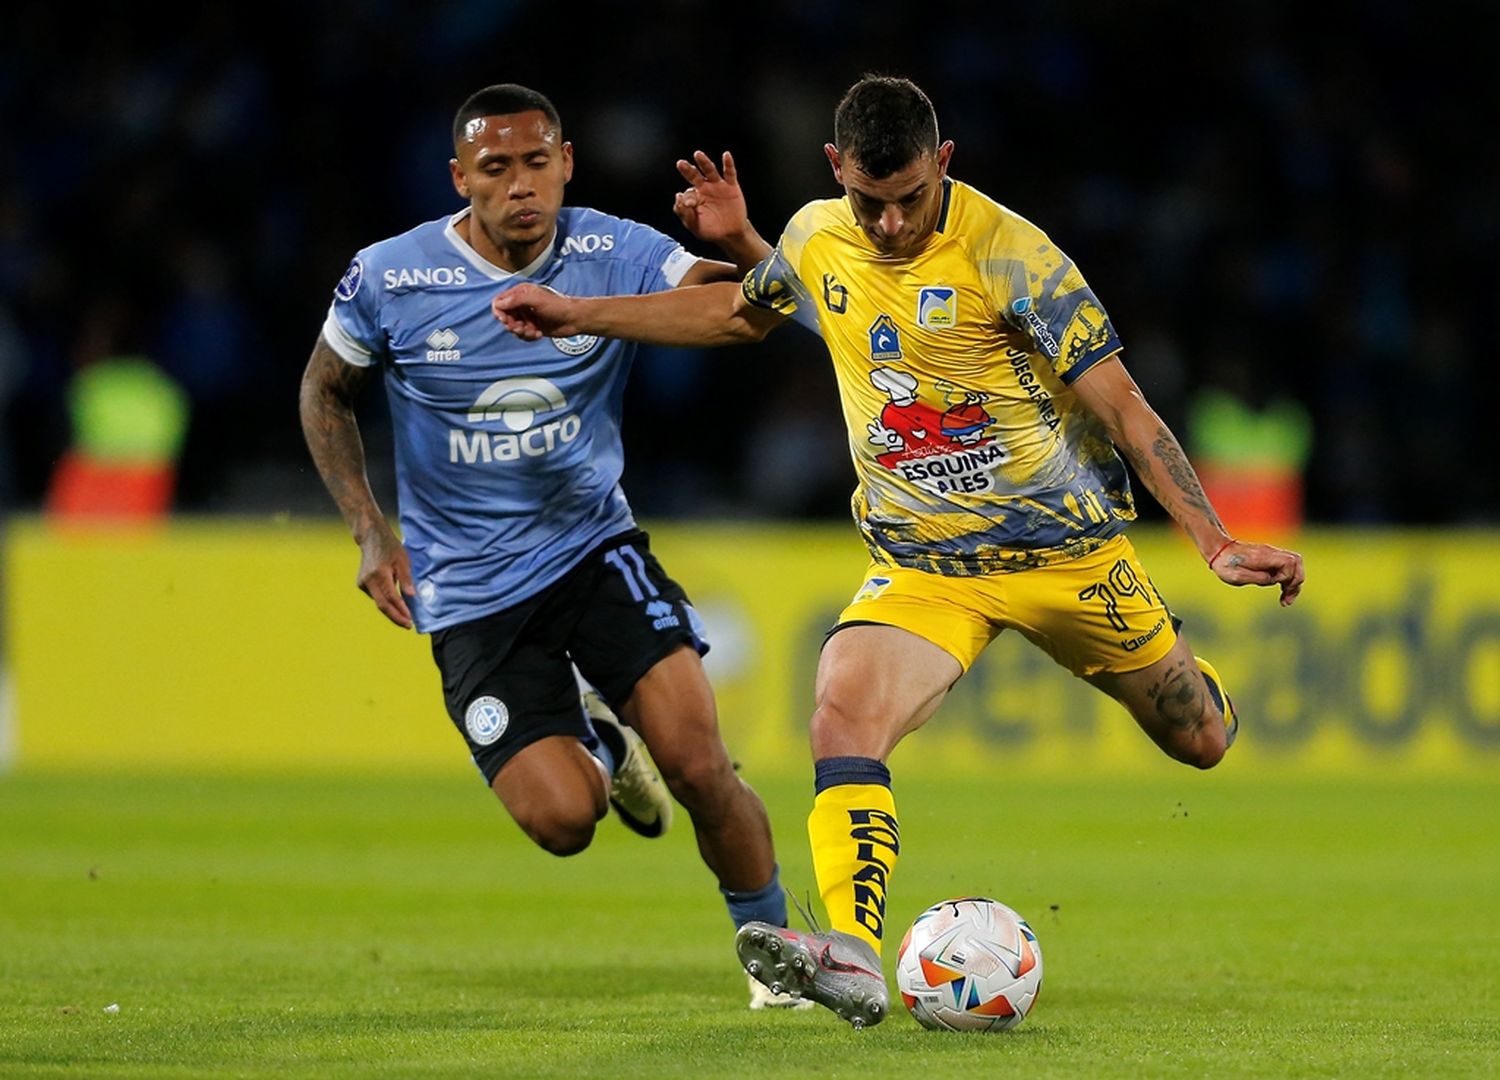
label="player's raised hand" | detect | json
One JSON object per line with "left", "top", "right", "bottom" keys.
{"left": 1208, "top": 539, "right": 1305, "bottom": 607}
{"left": 356, "top": 520, "right": 415, "bottom": 629}
{"left": 492, "top": 283, "right": 580, "bottom": 341}
{"left": 673, "top": 151, "right": 748, "bottom": 244}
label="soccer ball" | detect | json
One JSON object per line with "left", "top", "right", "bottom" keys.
{"left": 895, "top": 896, "right": 1042, "bottom": 1032}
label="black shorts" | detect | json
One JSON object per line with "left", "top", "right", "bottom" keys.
{"left": 429, "top": 529, "right": 708, "bottom": 784}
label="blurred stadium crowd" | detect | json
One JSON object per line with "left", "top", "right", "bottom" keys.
{"left": 1, "top": 1, "right": 1493, "bottom": 524}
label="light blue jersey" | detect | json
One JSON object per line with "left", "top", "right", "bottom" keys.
{"left": 322, "top": 207, "right": 700, "bottom": 632}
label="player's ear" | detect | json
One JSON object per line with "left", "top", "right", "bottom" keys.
{"left": 823, "top": 143, "right": 843, "bottom": 183}
{"left": 935, "top": 140, "right": 954, "bottom": 178}
{"left": 450, "top": 158, "right": 469, "bottom": 199}
{"left": 561, "top": 142, "right": 574, "bottom": 184}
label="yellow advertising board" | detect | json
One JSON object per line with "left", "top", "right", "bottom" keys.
{"left": 3, "top": 519, "right": 1497, "bottom": 775}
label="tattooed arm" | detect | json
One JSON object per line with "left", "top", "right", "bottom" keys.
{"left": 1071, "top": 354, "right": 1304, "bottom": 606}
{"left": 298, "top": 336, "right": 415, "bottom": 628}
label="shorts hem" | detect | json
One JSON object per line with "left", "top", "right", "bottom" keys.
{"left": 473, "top": 712, "right": 589, "bottom": 786}
{"left": 824, "top": 617, "right": 973, "bottom": 673}
{"left": 588, "top": 629, "right": 704, "bottom": 712}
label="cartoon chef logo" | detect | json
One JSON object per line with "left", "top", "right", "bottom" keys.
{"left": 865, "top": 368, "right": 1006, "bottom": 496}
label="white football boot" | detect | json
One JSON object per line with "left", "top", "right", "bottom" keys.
{"left": 582, "top": 691, "right": 673, "bottom": 838}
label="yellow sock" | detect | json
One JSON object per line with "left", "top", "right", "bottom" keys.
{"left": 1195, "top": 655, "right": 1238, "bottom": 747}
{"left": 807, "top": 776, "right": 900, "bottom": 955}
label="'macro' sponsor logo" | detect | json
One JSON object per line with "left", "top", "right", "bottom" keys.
{"left": 449, "top": 377, "right": 582, "bottom": 463}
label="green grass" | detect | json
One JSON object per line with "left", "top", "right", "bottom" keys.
{"left": 1, "top": 769, "right": 1496, "bottom": 1078}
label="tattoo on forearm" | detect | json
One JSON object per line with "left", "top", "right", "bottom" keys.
{"left": 1149, "top": 428, "right": 1224, "bottom": 531}
{"left": 299, "top": 343, "right": 380, "bottom": 532}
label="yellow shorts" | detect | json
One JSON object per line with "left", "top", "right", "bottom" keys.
{"left": 836, "top": 534, "right": 1178, "bottom": 676}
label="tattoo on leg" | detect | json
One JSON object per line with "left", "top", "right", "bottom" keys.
{"left": 1146, "top": 659, "right": 1206, "bottom": 733}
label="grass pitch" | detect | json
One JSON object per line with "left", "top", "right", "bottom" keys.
{"left": 1, "top": 768, "right": 1496, "bottom": 1078}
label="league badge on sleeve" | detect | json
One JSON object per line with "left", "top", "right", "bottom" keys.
{"left": 335, "top": 258, "right": 364, "bottom": 302}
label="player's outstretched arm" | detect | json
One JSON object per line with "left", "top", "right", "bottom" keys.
{"left": 673, "top": 150, "right": 774, "bottom": 279}
{"left": 492, "top": 280, "right": 784, "bottom": 347}
{"left": 1071, "top": 355, "right": 1305, "bottom": 606}
{"left": 299, "top": 336, "right": 415, "bottom": 629}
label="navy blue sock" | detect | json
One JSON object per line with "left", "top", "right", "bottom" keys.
{"left": 813, "top": 755, "right": 891, "bottom": 794}
{"left": 581, "top": 722, "right": 618, "bottom": 778}
{"left": 722, "top": 863, "right": 789, "bottom": 930}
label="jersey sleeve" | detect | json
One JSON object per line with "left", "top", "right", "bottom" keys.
{"left": 740, "top": 203, "right": 821, "bottom": 334}
{"left": 321, "top": 253, "right": 387, "bottom": 367}
{"left": 614, "top": 219, "right": 701, "bottom": 294}
{"left": 976, "top": 220, "right": 1122, "bottom": 384}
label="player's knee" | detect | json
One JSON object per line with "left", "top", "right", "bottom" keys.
{"left": 657, "top": 750, "right": 734, "bottom": 813}
{"left": 1167, "top": 722, "right": 1226, "bottom": 770}
{"left": 809, "top": 694, "right": 886, "bottom": 758}
{"left": 1185, "top": 733, "right": 1226, "bottom": 770}
{"left": 517, "top": 807, "right": 598, "bottom": 857}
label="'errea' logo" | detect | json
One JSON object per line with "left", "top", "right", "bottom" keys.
{"left": 450, "top": 378, "right": 582, "bottom": 464}
{"left": 646, "top": 599, "right": 681, "bottom": 631}
{"left": 425, "top": 328, "right": 460, "bottom": 362}
{"left": 559, "top": 233, "right": 615, "bottom": 256}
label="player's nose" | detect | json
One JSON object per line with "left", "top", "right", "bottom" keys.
{"left": 878, "top": 205, "right": 904, "bottom": 236}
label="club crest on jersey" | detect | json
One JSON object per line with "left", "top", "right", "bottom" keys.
{"left": 917, "top": 286, "right": 957, "bottom": 329}
{"left": 552, "top": 333, "right": 600, "bottom": 357}
{"left": 464, "top": 696, "right": 509, "bottom": 746}
{"left": 335, "top": 258, "right": 363, "bottom": 301}
{"left": 853, "top": 576, "right": 892, "bottom": 602}
{"left": 868, "top": 314, "right": 903, "bottom": 361}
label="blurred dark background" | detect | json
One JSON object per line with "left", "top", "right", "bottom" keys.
{"left": 2, "top": 0, "right": 1496, "bottom": 524}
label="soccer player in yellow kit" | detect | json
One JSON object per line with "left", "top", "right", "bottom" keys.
{"left": 492, "top": 75, "right": 1305, "bottom": 1028}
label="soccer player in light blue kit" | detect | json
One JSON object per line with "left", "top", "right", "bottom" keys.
{"left": 299, "top": 84, "right": 807, "bottom": 1010}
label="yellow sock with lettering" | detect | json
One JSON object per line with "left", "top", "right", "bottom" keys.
{"left": 807, "top": 756, "right": 899, "bottom": 955}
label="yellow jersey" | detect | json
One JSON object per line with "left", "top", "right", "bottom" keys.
{"left": 743, "top": 177, "right": 1134, "bottom": 575}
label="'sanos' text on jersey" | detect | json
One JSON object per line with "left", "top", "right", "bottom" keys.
{"left": 384, "top": 266, "right": 469, "bottom": 288}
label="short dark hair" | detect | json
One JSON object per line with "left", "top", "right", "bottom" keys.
{"left": 452, "top": 84, "right": 561, "bottom": 145}
{"left": 833, "top": 75, "right": 939, "bottom": 179}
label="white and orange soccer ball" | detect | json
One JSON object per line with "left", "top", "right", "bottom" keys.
{"left": 895, "top": 896, "right": 1043, "bottom": 1032}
